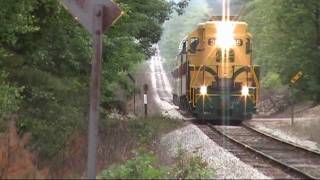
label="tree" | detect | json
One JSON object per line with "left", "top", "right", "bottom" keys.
{"left": 242, "top": 0, "right": 320, "bottom": 101}
{"left": 0, "top": 0, "right": 174, "bottom": 159}
{"left": 159, "top": 0, "right": 210, "bottom": 69}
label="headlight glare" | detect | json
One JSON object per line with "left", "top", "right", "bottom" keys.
{"left": 241, "top": 86, "right": 249, "bottom": 97}
{"left": 200, "top": 86, "right": 207, "bottom": 96}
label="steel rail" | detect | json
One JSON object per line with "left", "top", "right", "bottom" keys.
{"left": 242, "top": 121, "right": 320, "bottom": 155}
{"left": 208, "top": 124, "right": 317, "bottom": 179}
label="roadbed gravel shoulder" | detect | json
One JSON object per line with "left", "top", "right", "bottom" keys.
{"left": 160, "top": 124, "right": 270, "bottom": 179}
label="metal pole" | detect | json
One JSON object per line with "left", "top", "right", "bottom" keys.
{"left": 244, "top": 96, "right": 247, "bottom": 120}
{"left": 87, "top": 5, "right": 103, "bottom": 179}
{"left": 202, "top": 95, "right": 205, "bottom": 122}
{"left": 133, "top": 85, "right": 136, "bottom": 114}
{"left": 290, "top": 87, "right": 295, "bottom": 126}
{"left": 144, "top": 84, "right": 148, "bottom": 118}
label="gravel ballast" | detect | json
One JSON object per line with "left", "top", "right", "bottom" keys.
{"left": 161, "top": 124, "right": 270, "bottom": 179}
{"left": 248, "top": 121, "right": 320, "bottom": 153}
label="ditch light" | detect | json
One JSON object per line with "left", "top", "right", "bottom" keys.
{"left": 200, "top": 86, "right": 207, "bottom": 96}
{"left": 241, "top": 86, "right": 250, "bottom": 97}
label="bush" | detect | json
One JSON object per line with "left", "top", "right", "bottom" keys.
{"left": 128, "top": 116, "right": 182, "bottom": 145}
{"left": 99, "top": 148, "right": 215, "bottom": 179}
{"left": 0, "top": 71, "right": 23, "bottom": 131}
{"left": 262, "top": 72, "right": 282, "bottom": 90}
{"left": 98, "top": 116, "right": 214, "bottom": 179}
{"left": 99, "top": 151, "right": 168, "bottom": 179}
{"left": 0, "top": 71, "right": 23, "bottom": 116}
{"left": 14, "top": 69, "right": 88, "bottom": 159}
{"left": 170, "top": 148, "right": 215, "bottom": 179}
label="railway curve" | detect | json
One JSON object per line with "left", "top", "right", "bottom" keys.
{"left": 207, "top": 123, "right": 320, "bottom": 179}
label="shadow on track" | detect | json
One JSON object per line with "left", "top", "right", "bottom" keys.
{"left": 191, "top": 119, "right": 242, "bottom": 126}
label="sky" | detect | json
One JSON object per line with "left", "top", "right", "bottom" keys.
{"left": 206, "top": 0, "right": 244, "bottom": 16}
{"left": 170, "top": 0, "right": 245, "bottom": 16}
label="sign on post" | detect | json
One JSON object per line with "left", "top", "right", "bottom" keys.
{"left": 61, "top": 0, "right": 122, "bottom": 34}
{"left": 290, "top": 71, "right": 303, "bottom": 84}
{"left": 61, "top": 0, "right": 122, "bottom": 179}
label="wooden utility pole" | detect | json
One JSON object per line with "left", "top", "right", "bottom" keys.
{"left": 86, "top": 6, "right": 103, "bottom": 177}
{"left": 61, "top": 0, "right": 122, "bottom": 178}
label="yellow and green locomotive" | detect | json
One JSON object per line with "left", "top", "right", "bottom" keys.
{"left": 172, "top": 17, "right": 260, "bottom": 121}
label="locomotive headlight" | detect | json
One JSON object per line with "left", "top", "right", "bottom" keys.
{"left": 200, "top": 86, "right": 207, "bottom": 96}
{"left": 241, "top": 86, "right": 250, "bottom": 97}
{"left": 216, "top": 22, "right": 235, "bottom": 49}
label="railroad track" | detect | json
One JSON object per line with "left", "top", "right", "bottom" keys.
{"left": 197, "top": 123, "right": 320, "bottom": 179}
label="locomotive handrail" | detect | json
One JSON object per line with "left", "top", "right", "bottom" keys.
{"left": 194, "top": 93, "right": 255, "bottom": 99}
{"left": 189, "top": 65, "right": 219, "bottom": 83}
{"left": 251, "top": 66, "right": 260, "bottom": 103}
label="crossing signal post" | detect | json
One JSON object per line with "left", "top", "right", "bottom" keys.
{"left": 61, "top": 0, "right": 122, "bottom": 178}
{"left": 144, "top": 84, "right": 148, "bottom": 118}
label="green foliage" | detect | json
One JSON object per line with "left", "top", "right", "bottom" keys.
{"left": 99, "top": 147, "right": 215, "bottom": 179}
{"left": 0, "top": 0, "right": 38, "bottom": 46}
{"left": 0, "top": 71, "right": 23, "bottom": 131}
{"left": 99, "top": 151, "right": 168, "bottom": 179}
{"left": 262, "top": 72, "right": 282, "bottom": 90}
{"left": 0, "top": 71, "right": 23, "bottom": 117}
{"left": 242, "top": 0, "right": 320, "bottom": 101}
{"left": 0, "top": 0, "right": 174, "bottom": 160}
{"left": 171, "top": 148, "right": 215, "bottom": 179}
{"left": 159, "top": 0, "right": 210, "bottom": 70}
{"left": 128, "top": 116, "right": 182, "bottom": 145}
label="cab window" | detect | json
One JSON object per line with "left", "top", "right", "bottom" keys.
{"left": 229, "top": 49, "right": 235, "bottom": 62}
{"left": 216, "top": 49, "right": 235, "bottom": 62}
{"left": 189, "top": 37, "right": 199, "bottom": 54}
{"left": 216, "top": 50, "right": 221, "bottom": 62}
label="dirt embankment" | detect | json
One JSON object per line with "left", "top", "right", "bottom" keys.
{"left": 0, "top": 121, "right": 48, "bottom": 179}
{"left": 0, "top": 118, "right": 146, "bottom": 179}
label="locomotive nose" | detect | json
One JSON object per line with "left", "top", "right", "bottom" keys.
{"left": 218, "top": 78, "right": 233, "bottom": 91}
